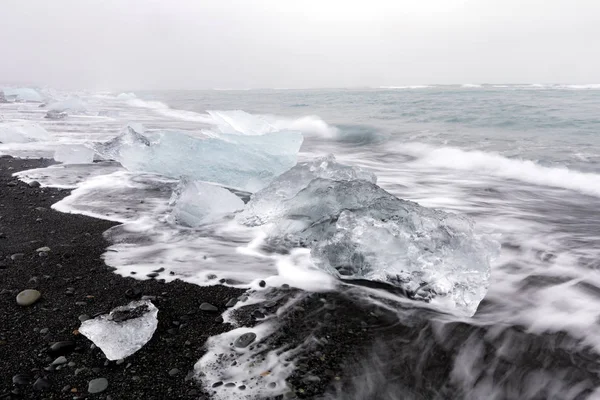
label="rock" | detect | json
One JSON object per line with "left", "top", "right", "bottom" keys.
{"left": 16, "top": 289, "right": 41, "bottom": 306}
{"left": 28, "top": 181, "right": 41, "bottom": 188}
{"left": 33, "top": 377, "right": 51, "bottom": 391}
{"left": 146, "top": 272, "right": 159, "bottom": 278}
{"left": 234, "top": 332, "right": 257, "bottom": 348}
{"left": 10, "top": 253, "right": 24, "bottom": 261}
{"left": 225, "top": 298, "right": 238, "bottom": 307}
{"left": 88, "top": 377, "right": 109, "bottom": 394}
{"left": 39, "top": 328, "right": 49, "bottom": 334}
{"left": 259, "top": 280, "right": 266, "bottom": 287}
{"left": 152, "top": 267, "right": 165, "bottom": 273}
{"left": 125, "top": 287, "right": 143, "bottom": 299}
{"left": 78, "top": 314, "right": 90, "bottom": 322}
{"left": 36, "top": 246, "right": 51, "bottom": 253}
{"left": 48, "top": 341, "right": 76, "bottom": 356}
{"left": 212, "top": 381, "right": 223, "bottom": 388}
{"left": 12, "top": 374, "right": 32, "bottom": 385}
{"left": 52, "top": 356, "right": 67, "bottom": 365}
{"left": 200, "top": 302, "right": 218, "bottom": 312}
{"left": 168, "top": 368, "right": 179, "bottom": 376}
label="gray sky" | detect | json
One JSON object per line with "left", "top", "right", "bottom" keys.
{"left": 1, "top": 0, "right": 599, "bottom": 90}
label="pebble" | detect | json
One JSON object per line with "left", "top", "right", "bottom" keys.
{"left": 212, "top": 381, "right": 223, "bottom": 388}
{"left": 52, "top": 356, "right": 68, "bottom": 365}
{"left": 225, "top": 298, "right": 238, "bottom": 307}
{"left": 16, "top": 289, "right": 41, "bottom": 306}
{"left": 78, "top": 314, "right": 90, "bottom": 322}
{"left": 234, "top": 332, "right": 257, "bottom": 348}
{"left": 12, "top": 374, "right": 32, "bottom": 385}
{"left": 200, "top": 302, "right": 218, "bottom": 312}
{"left": 168, "top": 368, "right": 180, "bottom": 376}
{"left": 259, "top": 280, "right": 266, "bottom": 287}
{"left": 39, "top": 328, "right": 49, "bottom": 334}
{"left": 68, "top": 361, "right": 76, "bottom": 367}
{"left": 146, "top": 272, "right": 159, "bottom": 278}
{"left": 152, "top": 267, "right": 165, "bottom": 273}
{"left": 33, "top": 377, "right": 51, "bottom": 391}
{"left": 36, "top": 246, "right": 51, "bottom": 253}
{"left": 10, "top": 253, "right": 24, "bottom": 261}
{"left": 28, "top": 181, "right": 41, "bottom": 188}
{"left": 88, "top": 377, "right": 109, "bottom": 394}
{"left": 49, "top": 341, "right": 76, "bottom": 356}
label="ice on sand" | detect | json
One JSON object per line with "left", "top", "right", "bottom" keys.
{"left": 79, "top": 300, "right": 158, "bottom": 360}
{"left": 54, "top": 145, "right": 95, "bottom": 164}
{"left": 168, "top": 179, "right": 245, "bottom": 227}
{"left": 94, "top": 122, "right": 303, "bottom": 192}
{"left": 240, "top": 158, "right": 497, "bottom": 316}
{"left": 0, "top": 122, "right": 51, "bottom": 143}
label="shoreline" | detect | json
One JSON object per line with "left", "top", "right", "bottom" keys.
{"left": 0, "top": 156, "right": 246, "bottom": 399}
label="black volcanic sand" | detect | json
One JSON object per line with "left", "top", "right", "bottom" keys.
{"left": 0, "top": 157, "right": 245, "bottom": 399}
{"left": 2, "top": 157, "right": 600, "bottom": 400}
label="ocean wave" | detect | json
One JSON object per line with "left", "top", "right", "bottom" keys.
{"left": 379, "top": 85, "right": 432, "bottom": 89}
{"left": 461, "top": 84, "right": 482, "bottom": 88}
{"left": 401, "top": 143, "right": 600, "bottom": 198}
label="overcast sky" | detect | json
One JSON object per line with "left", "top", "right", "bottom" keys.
{"left": 1, "top": 0, "right": 598, "bottom": 90}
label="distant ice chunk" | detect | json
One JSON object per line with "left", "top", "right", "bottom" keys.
{"left": 93, "top": 124, "right": 150, "bottom": 161}
{"left": 239, "top": 158, "right": 497, "bottom": 316}
{"left": 79, "top": 300, "right": 158, "bottom": 360}
{"left": 45, "top": 110, "right": 68, "bottom": 120}
{"left": 54, "top": 144, "right": 95, "bottom": 164}
{"left": 48, "top": 97, "right": 86, "bottom": 113}
{"left": 238, "top": 154, "right": 376, "bottom": 225}
{"left": 168, "top": 179, "right": 245, "bottom": 227}
{"left": 0, "top": 122, "right": 51, "bottom": 143}
{"left": 94, "top": 123, "right": 303, "bottom": 192}
{"left": 1, "top": 88, "right": 43, "bottom": 103}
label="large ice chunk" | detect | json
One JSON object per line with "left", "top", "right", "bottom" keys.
{"left": 239, "top": 159, "right": 497, "bottom": 316}
{"left": 207, "top": 110, "right": 277, "bottom": 136}
{"left": 93, "top": 124, "right": 150, "bottom": 161}
{"left": 94, "top": 124, "right": 303, "bottom": 192}
{"left": 0, "top": 122, "right": 51, "bottom": 143}
{"left": 1, "top": 88, "right": 43, "bottom": 103}
{"left": 79, "top": 300, "right": 158, "bottom": 360}
{"left": 48, "top": 97, "right": 87, "bottom": 113}
{"left": 168, "top": 179, "right": 245, "bottom": 227}
{"left": 237, "top": 154, "right": 376, "bottom": 225}
{"left": 54, "top": 144, "right": 95, "bottom": 164}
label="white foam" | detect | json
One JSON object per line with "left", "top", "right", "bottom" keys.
{"left": 461, "top": 84, "right": 482, "bottom": 88}
{"left": 401, "top": 143, "right": 600, "bottom": 198}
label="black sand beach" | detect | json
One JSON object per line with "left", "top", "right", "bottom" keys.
{"left": 0, "top": 157, "right": 245, "bottom": 399}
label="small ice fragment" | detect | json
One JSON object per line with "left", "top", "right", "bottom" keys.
{"left": 168, "top": 179, "right": 245, "bottom": 227}
{"left": 0, "top": 122, "right": 51, "bottom": 143}
{"left": 45, "top": 110, "right": 68, "bottom": 120}
{"left": 54, "top": 145, "right": 95, "bottom": 164}
{"left": 79, "top": 300, "right": 158, "bottom": 360}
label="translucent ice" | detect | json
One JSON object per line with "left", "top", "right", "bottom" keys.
{"left": 238, "top": 154, "right": 376, "bottom": 225}
{"left": 94, "top": 124, "right": 303, "bottom": 192}
{"left": 239, "top": 159, "right": 497, "bottom": 316}
{"left": 79, "top": 300, "right": 158, "bottom": 360}
{"left": 54, "top": 144, "right": 95, "bottom": 164}
{"left": 93, "top": 124, "right": 151, "bottom": 161}
{"left": 207, "top": 110, "right": 277, "bottom": 135}
{"left": 0, "top": 122, "right": 51, "bottom": 143}
{"left": 48, "top": 97, "right": 87, "bottom": 113}
{"left": 1, "top": 88, "right": 43, "bottom": 102}
{"left": 168, "top": 179, "right": 245, "bottom": 227}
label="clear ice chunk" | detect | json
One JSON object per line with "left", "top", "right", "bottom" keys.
{"left": 239, "top": 159, "right": 497, "bottom": 316}
{"left": 94, "top": 124, "right": 303, "bottom": 192}
{"left": 1, "top": 88, "right": 43, "bottom": 102}
{"left": 54, "top": 144, "right": 95, "bottom": 164}
{"left": 0, "top": 122, "right": 51, "bottom": 143}
{"left": 79, "top": 300, "right": 158, "bottom": 360}
{"left": 237, "top": 154, "right": 376, "bottom": 225}
{"left": 48, "top": 97, "right": 87, "bottom": 113}
{"left": 168, "top": 179, "right": 245, "bottom": 227}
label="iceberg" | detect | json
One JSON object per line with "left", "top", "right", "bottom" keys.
{"left": 79, "top": 300, "right": 158, "bottom": 360}
{"left": 237, "top": 154, "right": 376, "bottom": 226}
{"left": 94, "top": 123, "right": 303, "bottom": 192}
{"left": 0, "top": 122, "right": 51, "bottom": 143}
{"left": 54, "top": 144, "right": 95, "bottom": 164}
{"left": 168, "top": 179, "right": 245, "bottom": 227}
{"left": 1, "top": 88, "right": 43, "bottom": 103}
{"left": 239, "top": 158, "right": 497, "bottom": 316}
